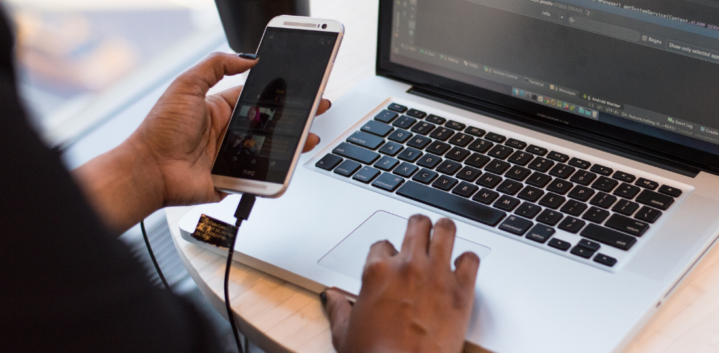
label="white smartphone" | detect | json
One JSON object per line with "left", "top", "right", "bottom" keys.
{"left": 211, "top": 15, "right": 344, "bottom": 197}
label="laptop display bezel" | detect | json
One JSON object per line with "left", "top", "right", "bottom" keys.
{"left": 375, "top": 0, "right": 719, "bottom": 174}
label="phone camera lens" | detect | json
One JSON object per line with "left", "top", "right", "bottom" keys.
{"left": 322, "top": 24, "right": 327, "bottom": 29}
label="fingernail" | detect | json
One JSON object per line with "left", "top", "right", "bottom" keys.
{"left": 319, "top": 291, "right": 328, "bottom": 305}
{"left": 238, "top": 53, "right": 258, "bottom": 60}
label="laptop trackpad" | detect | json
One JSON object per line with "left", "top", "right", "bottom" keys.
{"left": 319, "top": 211, "right": 492, "bottom": 280}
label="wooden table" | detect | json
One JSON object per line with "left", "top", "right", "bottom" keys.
{"left": 166, "top": 0, "right": 719, "bottom": 351}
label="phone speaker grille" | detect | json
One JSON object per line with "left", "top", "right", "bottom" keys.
{"left": 283, "top": 21, "right": 317, "bottom": 28}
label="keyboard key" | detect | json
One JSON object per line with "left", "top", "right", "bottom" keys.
{"left": 333, "top": 143, "right": 380, "bottom": 164}
{"left": 374, "top": 156, "right": 400, "bottom": 171}
{"left": 410, "top": 121, "right": 436, "bottom": 135}
{"left": 432, "top": 175, "right": 458, "bottom": 191}
{"left": 558, "top": 217, "right": 586, "bottom": 234}
{"left": 578, "top": 239, "right": 601, "bottom": 251}
{"left": 508, "top": 151, "right": 534, "bottom": 166}
{"left": 528, "top": 157, "right": 555, "bottom": 172}
{"left": 548, "top": 238, "right": 571, "bottom": 251}
{"left": 468, "top": 139, "right": 494, "bottom": 153}
{"left": 505, "top": 138, "right": 527, "bottom": 149}
{"left": 473, "top": 188, "right": 500, "bottom": 204}
{"left": 452, "top": 182, "right": 479, "bottom": 198}
{"left": 613, "top": 171, "right": 636, "bottom": 183}
{"left": 582, "top": 207, "right": 610, "bottom": 223}
{"left": 581, "top": 224, "right": 636, "bottom": 250}
{"left": 437, "top": 160, "right": 463, "bottom": 175}
{"left": 426, "top": 114, "right": 446, "bottom": 124}
{"left": 497, "top": 180, "right": 524, "bottom": 195}
{"left": 517, "top": 186, "right": 544, "bottom": 202}
{"left": 612, "top": 200, "right": 640, "bottom": 216}
{"left": 526, "top": 224, "right": 555, "bottom": 243}
{"left": 570, "top": 171, "right": 597, "bottom": 186}
{"left": 406, "top": 108, "right": 427, "bottom": 119}
{"left": 372, "top": 173, "right": 405, "bottom": 192}
{"left": 568, "top": 158, "right": 591, "bottom": 169}
{"left": 488, "top": 145, "right": 514, "bottom": 159}
{"left": 427, "top": 141, "right": 452, "bottom": 155}
{"left": 347, "top": 131, "right": 384, "bottom": 150}
{"left": 485, "top": 132, "right": 506, "bottom": 143}
{"left": 476, "top": 173, "right": 503, "bottom": 188}
{"left": 527, "top": 145, "right": 548, "bottom": 156}
{"left": 494, "top": 195, "right": 521, "bottom": 211}
{"left": 456, "top": 166, "right": 482, "bottom": 182}
{"left": 636, "top": 178, "right": 659, "bottom": 190}
{"left": 465, "top": 126, "right": 486, "bottom": 137}
{"left": 448, "top": 133, "right": 473, "bottom": 147}
{"left": 526, "top": 172, "right": 552, "bottom": 188}
{"left": 590, "top": 164, "right": 613, "bottom": 176}
{"left": 506, "top": 166, "right": 531, "bottom": 181}
{"left": 636, "top": 190, "right": 674, "bottom": 210}
{"left": 446, "top": 120, "right": 466, "bottom": 130}
{"left": 407, "top": 135, "right": 432, "bottom": 149}
{"left": 594, "top": 254, "right": 617, "bottom": 267}
{"left": 417, "top": 154, "right": 443, "bottom": 169}
{"left": 397, "top": 182, "right": 507, "bottom": 226}
{"left": 549, "top": 164, "right": 576, "bottom": 179}
{"left": 568, "top": 185, "right": 595, "bottom": 202}
{"left": 560, "top": 200, "right": 588, "bottom": 216}
{"left": 500, "top": 215, "right": 533, "bottom": 235}
{"left": 412, "top": 168, "right": 438, "bottom": 184}
{"left": 393, "top": 162, "right": 418, "bottom": 178}
{"left": 361, "top": 120, "right": 394, "bottom": 137}
{"left": 466, "top": 153, "right": 491, "bottom": 168}
{"left": 353, "top": 166, "right": 381, "bottom": 183}
{"left": 537, "top": 209, "right": 563, "bottom": 226}
{"left": 379, "top": 141, "right": 403, "bottom": 156}
{"left": 570, "top": 245, "right": 596, "bottom": 259}
{"left": 387, "top": 103, "right": 407, "bottom": 113}
{"left": 485, "top": 160, "right": 511, "bottom": 175}
{"left": 334, "top": 160, "right": 361, "bottom": 177}
{"left": 613, "top": 183, "right": 640, "bottom": 199}
{"left": 392, "top": 115, "right": 417, "bottom": 129}
{"left": 635, "top": 206, "right": 662, "bottom": 223}
{"left": 388, "top": 129, "right": 412, "bottom": 143}
{"left": 375, "top": 110, "right": 399, "bottom": 123}
{"left": 315, "top": 154, "right": 343, "bottom": 171}
{"left": 515, "top": 202, "right": 542, "bottom": 219}
{"left": 397, "top": 147, "right": 422, "bottom": 162}
{"left": 659, "top": 185, "right": 682, "bottom": 197}
{"left": 592, "top": 176, "right": 619, "bottom": 192}
{"left": 605, "top": 214, "right": 648, "bottom": 236}
{"left": 589, "top": 192, "right": 617, "bottom": 209}
{"left": 547, "top": 179, "right": 574, "bottom": 195}
{"left": 446, "top": 147, "right": 471, "bottom": 162}
{"left": 429, "top": 127, "right": 455, "bottom": 141}
{"left": 539, "top": 193, "right": 566, "bottom": 209}
{"left": 547, "top": 151, "right": 569, "bottom": 163}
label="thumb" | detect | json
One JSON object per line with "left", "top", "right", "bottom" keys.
{"left": 174, "top": 52, "right": 257, "bottom": 96}
{"left": 323, "top": 289, "right": 353, "bottom": 349}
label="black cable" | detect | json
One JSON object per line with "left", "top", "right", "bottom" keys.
{"left": 141, "top": 219, "right": 171, "bottom": 291}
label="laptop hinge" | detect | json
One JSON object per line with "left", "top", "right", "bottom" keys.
{"left": 408, "top": 84, "right": 701, "bottom": 178}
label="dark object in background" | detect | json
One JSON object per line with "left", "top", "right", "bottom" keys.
{"left": 214, "top": 0, "right": 310, "bottom": 53}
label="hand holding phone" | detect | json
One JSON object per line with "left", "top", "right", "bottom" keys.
{"left": 211, "top": 16, "right": 344, "bottom": 197}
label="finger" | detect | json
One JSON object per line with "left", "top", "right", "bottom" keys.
{"left": 365, "top": 240, "right": 397, "bottom": 265}
{"left": 400, "top": 214, "right": 433, "bottom": 257}
{"left": 323, "top": 289, "right": 353, "bottom": 348}
{"left": 215, "top": 85, "right": 244, "bottom": 110}
{"left": 454, "top": 252, "right": 480, "bottom": 290}
{"left": 175, "top": 52, "right": 257, "bottom": 95}
{"left": 302, "top": 133, "right": 321, "bottom": 153}
{"left": 316, "top": 99, "right": 332, "bottom": 116}
{"left": 429, "top": 218, "right": 457, "bottom": 265}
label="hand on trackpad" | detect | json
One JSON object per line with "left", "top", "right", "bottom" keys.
{"left": 318, "top": 211, "right": 492, "bottom": 280}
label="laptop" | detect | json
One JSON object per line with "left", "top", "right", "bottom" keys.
{"left": 180, "top": 0, "right": 719, "bottom": 351}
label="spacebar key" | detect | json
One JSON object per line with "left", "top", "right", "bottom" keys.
{"left": 397, "top": 181, "right": 506, "bottom": 226}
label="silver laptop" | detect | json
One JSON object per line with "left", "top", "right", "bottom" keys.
{"left": 180, "top": 0, "right": 719, "bottom": 351}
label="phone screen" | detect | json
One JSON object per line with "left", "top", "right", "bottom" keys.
{"left": 212, "top": 27, "right": 338, "bottom": 183}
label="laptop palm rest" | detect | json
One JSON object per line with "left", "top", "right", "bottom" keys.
{"left": 319, "top": 211, "right": 492, "bottom": 280}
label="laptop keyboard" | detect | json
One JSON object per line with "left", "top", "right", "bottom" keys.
{"left": 314, "top": 102, "right": 685, "bottom": 269}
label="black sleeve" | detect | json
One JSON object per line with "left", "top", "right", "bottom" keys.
{"left": 0, "top": 13, "right": 222, "bottom": 353}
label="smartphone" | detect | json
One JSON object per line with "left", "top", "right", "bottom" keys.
{"left": 211, "top": 16, "right": 344, "bottom": 197}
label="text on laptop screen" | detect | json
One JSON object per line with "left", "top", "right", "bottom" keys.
{"left": 390, "top": 0, "right": 719, "bottom": 156}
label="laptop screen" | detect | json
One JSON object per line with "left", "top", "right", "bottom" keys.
{"left": 387, "top": 0, "right": 719, "bottom": 163}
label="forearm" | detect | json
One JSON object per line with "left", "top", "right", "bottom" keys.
{"left": 73, "top": 137, "right": 165, "bottom": 235}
